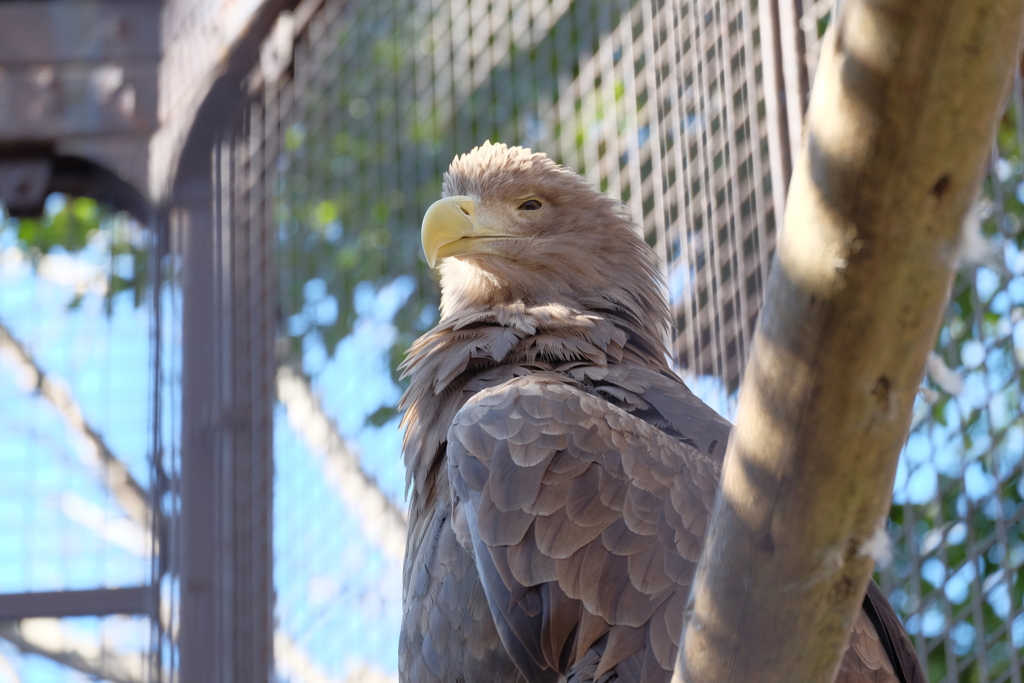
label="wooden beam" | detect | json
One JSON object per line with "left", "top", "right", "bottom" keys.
{"left": 0, "top": 619, "right": 144, "bottom": 683}
{"left": 0, "top": 1, "right": 160, "bottom": 197}
{"left": 0, "top": 1, "right": 160, "bottom": 66}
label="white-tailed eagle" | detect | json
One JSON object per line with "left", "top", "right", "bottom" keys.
{"left": 399, "top": 143, "right": 924, "bottom": 683}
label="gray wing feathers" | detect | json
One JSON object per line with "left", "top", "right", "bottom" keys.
{"left": 400, "top": 496, "right": 526, "bottom": 683}
{"left": 837, "top": 610, "right": 900, "bottom": 683}
{"left": 448, "top": 375, "right": 717, "bottom": 681}
{"left": 447, "top": 372, "right": 916, "bottom": 683}
{"left": 838, "top": 581, "right": 927, "bottom": 683}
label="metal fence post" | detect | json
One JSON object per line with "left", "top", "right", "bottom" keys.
{"left": 175, "top": 145, "right": 274, "bottom": 682}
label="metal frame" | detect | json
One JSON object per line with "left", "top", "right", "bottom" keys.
{"left": 0, "top": 588, "right": 152, "bottom": 621}
{"left": 168, "top": 4, "right": 297, "bottom": 681}
{"left": 0, "top": 0, "right": 160, "bottom": 201}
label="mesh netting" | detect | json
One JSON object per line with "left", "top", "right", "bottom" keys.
{"left": 248, "top": 1, "right": 779, "bottom": 678}
{"left": 184, "top": 0, "right": 1024, "bottom": 681}
{"left": 875, "top": 79, "right": 1024, "bottom": 683}
{"left": 0, "top": 198, "right": 159, "bottom": 682}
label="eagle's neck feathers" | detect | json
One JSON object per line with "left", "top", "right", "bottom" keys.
{"left": 399, "top": 297, "right": 672, "bottom": 512}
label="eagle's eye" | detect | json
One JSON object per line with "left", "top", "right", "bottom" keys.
{"left": 518, "top": 199, "right": 543, "bottom": 211}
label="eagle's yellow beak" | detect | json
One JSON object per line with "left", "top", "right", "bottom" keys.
{"left": 420, "top": 196, "right": 516, "bottom": 267}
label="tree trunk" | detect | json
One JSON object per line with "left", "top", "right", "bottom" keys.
{"left": 676, "top": 1, "right": 1024, "bottom": 682}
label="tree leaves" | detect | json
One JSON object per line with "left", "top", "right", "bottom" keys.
{"left": 3, "top": 194, "right": 150, "bottom": 314}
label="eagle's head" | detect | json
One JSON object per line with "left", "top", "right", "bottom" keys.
{"left": 422, "top": 142, "right": 669, "bottom": 341}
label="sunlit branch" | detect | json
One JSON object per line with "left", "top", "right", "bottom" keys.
{"left": 276, "top": 365, "right": 408, "bottom": 564}
{"left": 0, "top": 619, "right": 145, "bottom": 683}
{"left": 0, "top": 320, "right": 151, "bottom": 532}
{"left": 0, "top": 647, "right": 21, "bottom": 683}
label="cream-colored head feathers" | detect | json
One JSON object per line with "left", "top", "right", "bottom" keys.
{"left": 426, "top": 141, "right": 669, "bottom": 349}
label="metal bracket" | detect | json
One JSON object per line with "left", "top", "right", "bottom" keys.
{"left": 0, "top": 157, "right": 53, "bottom": 217}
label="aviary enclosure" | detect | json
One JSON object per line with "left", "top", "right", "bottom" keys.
{"left": 0, "top": 0, "right": 1021, "bottom": 681}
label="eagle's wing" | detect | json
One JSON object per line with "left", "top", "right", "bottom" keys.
{"left": 447, "top": 373, "right": 721, "bottom": 683}
{"left": 447, "top": 372, "right": 919, "bottom": 683}
{"left": 849, "top": 581, "right": 928, "bottom": 683}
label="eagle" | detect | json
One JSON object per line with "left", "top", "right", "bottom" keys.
{"left": 398, "top": 142, "right": 925, "bottom": 683}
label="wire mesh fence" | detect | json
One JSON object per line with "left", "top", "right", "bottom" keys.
{"left": 3, "top": 0, "right": 1024, "bottom": 682}
{"left": 249, "top": 0, "right": 781, "bottom": 678}
{"left": 0, "top": 197, "right": 160, "bottom": 682}
{"left": 875, "top": 78, "right": 1024, "bottom": 683}
{"left": 247, "top": 1, "right": 1024, "bottom": 681}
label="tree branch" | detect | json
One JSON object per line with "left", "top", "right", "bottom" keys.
{"left": 276, "top": 365, "right": 408, "bottom": 564}
{"left": 677, "top": 2, "right": 1024, "bottom": 682}
{"left": 0, "top": 646, "right": 21, "bottom": 683}
{"left": 0, "top": 619, "right": 145, "bottom": 683}
{"left": 0, "top": 320, "right": 151, "bottom": 532}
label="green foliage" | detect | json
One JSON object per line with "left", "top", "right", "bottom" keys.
{"left": 878, "top": 92, "right": 1024, "bottom": 678}
{"left": 16, "top": 195, "right": 98, "bottom": 254}
{"left": 2, "top": 195, "right": 150, "bottom": 312}
{"left": 368, "top": 405, "right": 399, "bottom": 427}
